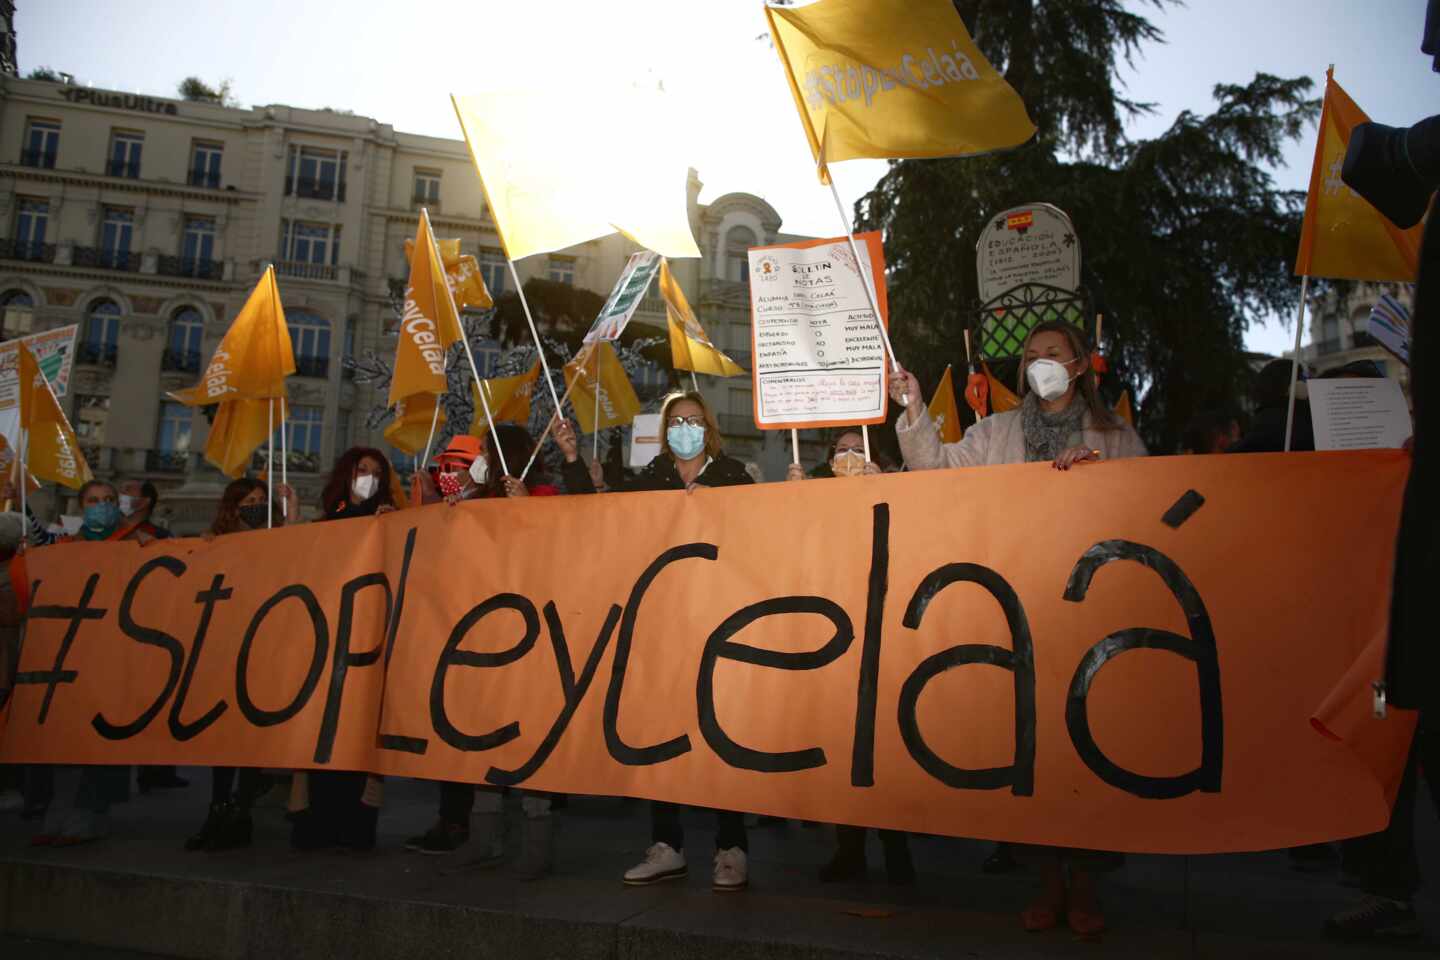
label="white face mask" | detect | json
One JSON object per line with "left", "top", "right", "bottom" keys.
{"left": 118, "top": 494, "right": 139, "bottom": 516}
{"left": 352, "top": 474, "right": 378, "bottom": 501}
{"left": 831, "top": 449, "right": 866, "bottom": 477}
{"left": 469, "top": 455, "right": 489, "bottom": 486}
{"left": 1025, "top": 357, "right": 1079, "bottom": 401}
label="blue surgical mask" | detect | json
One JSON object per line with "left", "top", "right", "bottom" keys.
{"left": 667, "top": 422, "right": 706, "bottom": 460}
{"left": 82, "top": 502, "right": 121, "bottom": 538}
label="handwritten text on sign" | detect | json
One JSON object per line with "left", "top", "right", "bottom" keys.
{"left": 0, "top": 454, "right": 1411, "bottom": 854}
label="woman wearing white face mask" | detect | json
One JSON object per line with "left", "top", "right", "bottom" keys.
{"left": 891, "top": 320, "right": 1145, "bottom": 473}
{"left": 319, "top": 447, "right": 401, "bottom": 521}
{"left": 784, "top": 429, "right": 884, "bottom": 482}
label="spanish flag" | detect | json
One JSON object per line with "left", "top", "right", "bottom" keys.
{"left": 471, "top": 360, "right": 541, "bottom": 435}
{"left": 660, "top": 261, "right": 745, "bottom": 377}
{"left": 927, "top": 365, "right": 963, "bottom": 443}
{"left": 1295, "top": 69, "right": 1422, "bottom": 281}
{"left": 18, "top": 341, "right": 92, "bottom": 489}
{"left": 564, "top": 343, "right": 641, "bottom": 433}
{"left": 766, "top": 0, "right": 1035, "bottom": 182}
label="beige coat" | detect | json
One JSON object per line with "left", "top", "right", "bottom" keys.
{"left": 896, "top": 405, "right": 1148, "bottom": 469}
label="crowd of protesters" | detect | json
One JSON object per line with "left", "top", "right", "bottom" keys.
{"left": 0, "top": 319, "right": 1425, "bottom": 943}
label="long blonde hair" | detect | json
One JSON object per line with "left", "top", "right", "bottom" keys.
{"left": 658, "top": 391, "right": 724, "bottom": 460}
{"left": 1017, "top": 320, "right": 1121, "bottom": 430}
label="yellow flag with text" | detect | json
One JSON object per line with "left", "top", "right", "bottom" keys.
{"left": 18, "top": 341, "right": 92, "bottom": 489}
{"left": 383, "top": 393, "right": 446, "bottom": 457}
{"left": 660, "top": 261, "right": 745, "bottom": 377}
{"left": 927, "top": 365, "right": 963, "bottom": 443}
{"left": 404, "top": 237, "right": 493, "bottom": 311}
{"left": 169, "top": 266, "right": 293, "bottom": 405}
{"left": 984, "top": 362, "right": 1021, "bottom": 414}
{"left": 391, "top": 215, "right": 466, "bottom": 407}
{"left": 1295, "top": 70, "right": 1422, "bottom": 281}
{"left": 766, "top": 0, "right": 1035, "bottom": 182}
{"left": 564, "top": 343, "right": 641, "bottom": 433}
{"left": 471, "top": 360, "right": 541, "bottom": 434}
{"left": 204, "top": 397, "right": 274, "bottom": 478}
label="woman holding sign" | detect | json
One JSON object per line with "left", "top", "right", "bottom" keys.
{"left": 890, "top": 320, "right": 1145, "bottom": 937}
{"left": 557, "top": 391, "right": 756, "bottom": 892}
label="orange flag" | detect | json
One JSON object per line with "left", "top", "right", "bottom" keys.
{"left": 403, "top": 237, "right": 493, "bottom": 311}
{"left": 1295, "top": 70, "right": 1422, "bottom": 281}
{"left": 983, "top": 362, "right": 1022, "bottom": 414}
{"left": 564, "top": 343, "right": 641, "bottom": 432}
{"left": 660, "top": 261, "right": 745, "bottom": 377}
{"left": 471, "top": 360, "right": 541, "bottom": 434}
{"left": 18, "top": 341, "right": 91, "bottom": 489}
{"left": 205, "top": 397, "right": 275, "bottom": 479}
{"left": 927, "top": 365, "right": 963, "bottom": 442}
{"left": 391, "top": 213, "right": 465, "bottom": 407}
{"left": 384, "top": 393, "right": 445, "bottom": 458}
{"left": 169, "top": 266, "right": 293, "bottom": 406}
{"left": 1115, "top": 389, "right": 1134, "bottom": 427}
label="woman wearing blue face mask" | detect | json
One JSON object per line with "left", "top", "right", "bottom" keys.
{"left": 557, "top": 391, "right": 755, "bottom": 892}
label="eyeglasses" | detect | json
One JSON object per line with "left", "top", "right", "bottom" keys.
{"left": 666, "top": 415, "right": 706, "bottom": 428}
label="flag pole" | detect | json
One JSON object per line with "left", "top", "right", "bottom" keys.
{"left": 418, "top": 356, "right": 447, "bottom": 471}
{"left": 519, "top": 373, "right": 581, "bottom": 482}
{"left": 862, "top": 424, "right": 871, "bottom": 463}
{"left": 826, "top": 177, "right": 901, "bottom": 378}
{"left": 266, "top": 398, "right": 274, "bottom": 529}
{"left": 690, "top": 371, "right": 699, "bottom": 393}
{"left": 18, "top": 427, "right": 27, "bottom": 531}
{"left": 422, "top": 208, "right": 509, "bottom": 477}
{"left": 790, "top": 428, "right": 800, "bottom": 466}
{"left": 279, "top": 396, "right": 288, "bottom": 519}
{"left": 507, "top": 259, "right": 566, "bottom": 417}
{"left": 592, "top": 362, "right": 601, "bottom": 462}
{"left": 1283, "top": 276, "right": 1311, "bottom": 452}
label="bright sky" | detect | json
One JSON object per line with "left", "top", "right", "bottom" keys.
{"left": 15, "top": 0, "right": 1436, "bottom": 355}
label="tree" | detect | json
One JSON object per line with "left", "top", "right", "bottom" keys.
{"left": 25, "top": 66, "right": 61, "bottom": 82}
{"left": 857, "top": 1, "right": 1318, "bottom": 452}
{"left": 178, "top": 76, "right": 238, "bottom": 107}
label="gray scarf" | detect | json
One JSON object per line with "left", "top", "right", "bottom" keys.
{"left": 1021, "top": 391, "right": 1086, "bottom": 463}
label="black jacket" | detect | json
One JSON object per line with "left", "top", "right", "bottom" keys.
{"left": 1230, "top": 402, "right": 1315, "bottom": 453}
{"left": 562, "top": 453, "right": 754, "bottom": 494}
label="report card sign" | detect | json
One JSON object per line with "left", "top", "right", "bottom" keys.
{"left": 748, "top": 233, "right": 889, "bottom": 429}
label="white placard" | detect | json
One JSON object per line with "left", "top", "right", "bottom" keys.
{"left": 629, "top": 413, "right": 662, "bottom": 467}
{"left": 583, "top": 252, "right": 661, "bottom": 344}
{"left": 1307, "top": 378, "right": 1412, "bottom": 451}
{"left": 748, "top": 235, "right": 888, "bottom": 429}
{"left": 975, "top": 203, "right": 1080, "bottom": 303}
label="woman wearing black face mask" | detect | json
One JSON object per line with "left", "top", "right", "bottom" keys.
{"left": 183, "top": 477, "right": 297, "bottom": 851}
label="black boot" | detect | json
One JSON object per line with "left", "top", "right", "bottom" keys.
{"left": 208, "top": 806, "right": 253, "bottom": 851}
{"left": 186, "top": 802, "right": 230, "bottom": 852}
{"left": 880, "top": 831, "right": 915, "bottom": 886}
{"left": 820, "top": 826, "right": 868, "bottom": 882}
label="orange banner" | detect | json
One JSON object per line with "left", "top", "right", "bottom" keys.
{"left": 0, "top": 453, "right": 1412, "bottom": 853}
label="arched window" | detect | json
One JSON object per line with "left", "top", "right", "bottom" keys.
{"left": 725, "top": 226, "right": 757, "bottom": 283}
{"left": 81, "top": 298, "right": 121, "bottom": 366}
{"left": 1, "top": 290, "right": 35, "bottom": 340}
{"left": 164, "top": 307, "right": 204, "bottom": 373}
{"left": 288, "top": 309, "right": 331, "bottom": 378}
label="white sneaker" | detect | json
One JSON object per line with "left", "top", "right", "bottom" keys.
{"left": 712, "top": 846, "right": 748, "bottom": 892}
{"left": 623, "top": 842, "right": 687, "bottom": 885}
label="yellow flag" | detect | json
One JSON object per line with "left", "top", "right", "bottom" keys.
{"left": 564, "top": 343, "right": 641, "bottom": 433}
{"left": 404, "top": 238, "right": 494, "bottom": 311}
{"left": 18, "top": 341, "right": 92, "bottom": 489}
{"left": 1295, "top": 70, "right": 1422, "bottom": 281}
{"left": 471, "top": 360, "right": 541, "bottom": 434}
{"left": 383, "top": 393, "right": 446, "bottom": 457}
{"left": 169, "top": 266, "right": 293, "bottom": 406}
{"left": 1115, "top": 389, "right": 1134, "bottom": 427}
{"left": 927, "top": 365, "right": 963, "bottom": 443}
{"left": 391, "top": 214, "right": 466, "bottom": 407}
{"left": 766, "top": 0, "right": 1035, "bottom": 183}
{"left": 451, "top": 91, "right": 701, "bottom": 260}
{"left": 203, "top": 397, "right": 274, "bottom": 478}
{"left": 983, "top": 362, "right": 1021, "bottom": 414}
{"left": 660, "top": 261, "right": 745, "bottom": 377}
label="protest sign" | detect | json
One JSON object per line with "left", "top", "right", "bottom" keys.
{"left": 1367, "top": 294, "right": 1411, "bottom": 366}
{"left": 0, "top": 324, "right": 79, "bottom": 411}
{"left": 0, "top": 452, "right": 1412, "bottom": 853}
{"left": 976, "top": 203, "right": 1080, "bottom": 303}
{"left": 748, "top": 233, "right": 889, "bottom": 430}
{"left": 583, "top": 252, "right": 662, "bottom": 344}
{"left": 629, "top": 413, "right": 662, "bottom": 467}
{"left": 1308, "top": 378, "right": 1413, "bottom": 450}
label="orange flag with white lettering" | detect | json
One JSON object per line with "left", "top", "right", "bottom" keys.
{"left": 18, "top": 341, "right": 92, "bottom": 489}
{"left": 391, "top": 213, "right": 465, "bottom": 408}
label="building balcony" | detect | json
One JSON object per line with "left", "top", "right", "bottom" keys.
{"left": 1316, "top": 338, "right": 1345, "bottom": 357}
{"left": 700, "top": 277, "right": 751, "bottom": 305}
{"left": 0, "top": 237, "right": 56, "bottom": 263}
{"left": 161, "top": 348, "right": 202, "bottom": 374}
{"left": 75, "top": 342, "right": 119, "bottom": 367}
{"left": 287, "top": 177, "right": 347, "bottom": 202}
{"left": 156, "top": 255, "right": 224, "bottom": 280}
{"left": 187, "top": 169, "right": 221, "bottom": 189}
{"left": 272, "top": 260, "right": 338, "bottom": 282}
{"left": 72, "top": 246, "right": 142, "bottom": 272}
{"left": 294, "top": 355, "right": 329, "bottom": 378}
{"left": 19, "top": 149, "right": 57, "bottom": 169}
{"left": 105, "top": 160, "right": 141, "bottom": 179}
{"left": 412, "top": 192, "right": 439, "bottom": 210}
{"left": 145, "top": 449, "right": 190, "bottom": 474}
{"left": 251, "top": 448, "right": 321, "bottom": 474}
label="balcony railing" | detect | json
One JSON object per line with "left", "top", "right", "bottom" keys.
{"left": 289, "top": 176, "right": 346, "bottom": 202}
{"left": 294, "top": 355, "right": 329, "bottom": 378}
{"left": 188, "top": 169, "right": 221, "bottom": 189}
{"left": 273, "top": 260, "right": 337, "bottom": 281}
{"left": 1316, "top": 338, "right": 1345, "bottom": 356}
{"left": 145, "top": 450, "right": 189, "bottom": 474}
{"left": 20, "top": 149, "right": 57, "bottom": 169}
{"left": 106, "top": 160, "right": 141, "bottom": 179}
{"left": 156, "top": 255, "right": 224, "bottom": 280}
{"left": 412, "top": 191, "right": 439, "bottom": 209}
{"left": 251, "top": 448, "right": 321, "bottom": 473}
{"left": 76, "top": 341, "right": 119, "bottom": 367}
{"left": 161, "top": 348, "right": 202, "bottom": 374}
{"left": 72, "top": 246, "right": 142, "bottom": 272}
{"left": 0, "top": 238, "right": 56, "bottom": 263}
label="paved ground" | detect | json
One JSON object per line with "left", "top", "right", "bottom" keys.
{"left": 1, "top": 769, "right": 1437, "bottom": 959}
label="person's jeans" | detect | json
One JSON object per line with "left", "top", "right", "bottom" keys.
{"left": 650, "top": 801, "right": 747, "bottom": 852}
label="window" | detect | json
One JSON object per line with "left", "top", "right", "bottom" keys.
{"left": 108, "top": 130, "right": 143, "bottom": 178}
{"left": 74, "top": 394, "right": 110, "bottom": 444}
{"left": 182, "top": 217, "right": 217, "bottom": 274}
{"left": 288, "top": 310, "right": 331, "bottom": 378}
{"left": 156, "top": 401, "right": 192, "bottom": 453}
{"left": 413, "top": 169, "right": 441, "bottom": 207}
{"left": 81, "top": 299, "right": 121, "bottom": 366}
{"left": 548, "top": 257, "right": 575, "bottom": 285}
{"left": 480, "top": 250, "right": 507, "bottom": 296}
{"left": 189, "top": 141, "right": 223, "bottom": 188}
{"left": 285, "top": 146, "right": 347, "bottom": 202}
{"left": 13, "top": 198, "right": 48, "bottom": 260}
{"left": 1, "top": 290, "right": 35, "bottom": 339}
{"left": 164, "top": 307, "right": 204, "bottom": 373}
{"left": 281, "top": 220, "right": 341, "bottom": 266}
{"left": 1319, "top": 314, "right": 1341, "bottom": 355}
{"left": 283, "top": 404, "right": 324, "bottom": 469}
{"left": 725, "top": 226, "right": 757, "bottom": 283}
{"left": 100, "top": 206, "right": 135, "bottom": 269}
{"left": 21, "top": 119, "right": 59, "bottom": 168}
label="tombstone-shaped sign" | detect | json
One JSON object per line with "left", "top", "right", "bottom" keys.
{"left": 975, "top": 203, "right": 1080, "bottom": 304}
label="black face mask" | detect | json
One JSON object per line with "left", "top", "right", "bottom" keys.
{"left": 237, "top": 503, "right": 271, "bottom": 529}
